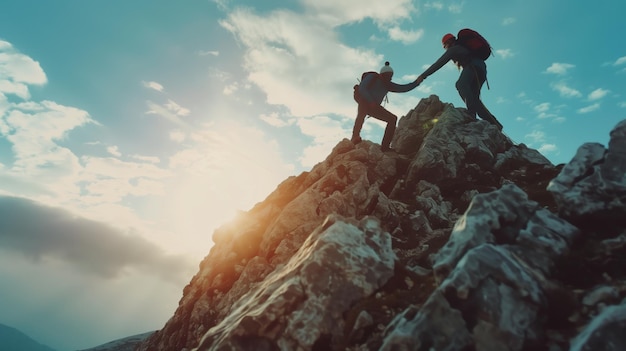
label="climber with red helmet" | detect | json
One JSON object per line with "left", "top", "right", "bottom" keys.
{"left": 415, "top": 32, "right": 503, "bottom": 130}
{"left": 352, "top": 61, "right": 420, "bottom": 152}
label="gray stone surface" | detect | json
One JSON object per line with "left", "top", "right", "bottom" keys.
{"left": 137, "top": 96, "right": 626, "bottom": 351}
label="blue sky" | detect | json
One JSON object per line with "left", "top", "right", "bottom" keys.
{"left": 0, "top": 0, "right": 624, "bottom": 350}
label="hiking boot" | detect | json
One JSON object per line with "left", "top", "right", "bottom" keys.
{"left": 481, "top": 113, "right": 503, "bottom": 131}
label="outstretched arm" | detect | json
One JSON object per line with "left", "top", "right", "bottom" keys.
{"left": 387, "top": 79, "right": 420, "bottom": 93}
{"left": 417, "top": 46, "right": 459, "bottom": 81}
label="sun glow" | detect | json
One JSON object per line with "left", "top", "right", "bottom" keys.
{"left": 154, "top": 119, "right": 295, "bottom": 259}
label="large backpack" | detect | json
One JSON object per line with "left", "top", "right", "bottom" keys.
{"left": 353, "top": 71, "right": 379, "bottom": 103}
{"left": 456, "top": 28, "right": 492, "bottom": 60}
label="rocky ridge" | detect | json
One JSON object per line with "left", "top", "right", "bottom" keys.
{"left": 137, "top": 95, "right": 626, "bottom": 351}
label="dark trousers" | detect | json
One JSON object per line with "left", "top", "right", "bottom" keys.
{"left": 456, "top": 61, "right": 502, "bottom": 130}
{"left": 352, "top": 103, "right": 398, "bottom": 149}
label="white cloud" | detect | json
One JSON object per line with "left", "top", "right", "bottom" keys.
{"left": 0, "top": 42, "right": 174, "bottom": 242}
{"left": 448, "top": 4, "right": 463, "bottom": 13}
{"left": 545, "top": 63, "right": 575, "bottom": 75}
{"left": 424, "top": 2, "right": 444, "bottom": 10}
{"left": 223, "top": 82, "right": 239, "bottom": 95}
{"left": 297, "top": 115, "right": 346, "bottom": 167}
{"left": 502, "top": 17, "right": 516, "bottom": 25}
{"left": 260, "top": 112, "right": 291, "bottom": 127}
{"left": 387, "top": 26, "right": 424, "bottom": 44}
{"left": 214, "top": 0, "right": 424, "bottom": 121}
{"left": 416, "top": 83, "right": 434, "bottom": 95}
{"left": 107, "top": 146, "right": 122, "bottom": 157}
{"left": 142, "top": 81, "right": 164, "bottom": 92}
{"left": 0, "top": 43, "right": 298, "bottom": 347}
{"left": 400, "top": 73, "right": 418, "bottom": 81}
{"left": 495, "top": 49, "right": 514, "bottom": 59}
{"left": 534, "top": 102, "right": 550, "bottom": 113}
{"left": 619, "top": 102, "right": 626, "bottom": 108}
{"left": 300, "top": 0, "right": 416, "bottom": 25}
{"left": 298, "top": 115, "right": 345, "bottom": 144}
{"left": 0, "top": 41, "right": 48, "bottom": 99}
{"left": 79, "top": 157, "right": 172, "bottom": 202}
{"left": 526, "top": 130, "right": 546, "bottom": 143}
{"left": 538, "top": 143, "right": 557, "bottom": 154}
{"left": 164, "top": 99, "right": 190, "bottom": 117}
{"left": 588, "top": 88, "right": 609, "bottom": 101}
{"left": 169, "top": 130, "right": 186, "bottom": 143}
{"left": 577, "top": 103, "right": 600, "bottom": 114}
{"left": 2, "top": 101, "right": 93, "bottom": 178}
{"left": 537, "top": 113, "right": 553, "bottom": 120}
{"left": 614, "top": 56, "right": 626, "bottom": 66}
{"left": 300, "top": 142, "right": 336, "bottom": 168}
{"left": 551, "top": 82, "right": 582, "bottom": 98}
{"left": 531, "top": 102, "right": 566, "bottom": 121}
{"left": 0, "top": 80, "right": 32, "bottom": 100}
{"left": 210, "top": 68, "right": 232, "bottom": 82}
{"left": 219, "top": 7, "right": 385, "bottom": 117}
{"left": 130, "top": 154, "right": 160, "bottom": 164}
{"left": 198, "top": 50, "right": 220, "bottom": 56}
{"left": 0, "top": 93, "right": 173, "bottom": 242}
{"left": 213, "top": 0, "right": 230, "bottom": 11}
{"left": 420, "top": 2, "right": 459, "bottom": 13}
{"left": 145, "top": 100, "right": 188, "bottom": 126}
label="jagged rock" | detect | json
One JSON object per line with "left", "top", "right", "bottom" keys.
{"left": 380, "top": 291, "right": 473, "bottom": 351}
{"left": 404, "top": 101, "right": 509, "bottom": 189}
{"left": 494, "top": 142, "right": 553, "bottom": 172}
{"left": 392, "top": 95, "right": 446, "bottom": 155}
{"left": 582, "top": 285, "right": 620, "bottom": 308}
{"left": 431, "top": 183, "right": 578, "bottom": 281}
{"left": 548, "top": 120, "right": 626, "bottom": 226}
{"left": 193, "top": 215, "right": 395, "bottom": 351}
{"left": 570, "top": 301, "right": 626, "bottom": 351}
{"left": 137, "top": 96, "right": 626, "bottom": 351}
{"left": 381, "top": 183, "right": 579, "bottom": 351}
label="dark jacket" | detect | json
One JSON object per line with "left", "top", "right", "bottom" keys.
{"left": 359, "top": 73, "right": 419, "bottom": 105}
{"left": 420, "top": 44, "right": 473, "bottom": 79}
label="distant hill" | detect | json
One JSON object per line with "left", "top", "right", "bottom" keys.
{"left": 76, "top": 331, "right": 155, "bottom": 351}
{"left": 0, "top": 323, "right": 56, "bottom": 351}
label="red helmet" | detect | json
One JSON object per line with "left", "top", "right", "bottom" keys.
{"left": 442, "top": 33, "right": 455, "bottom": 46}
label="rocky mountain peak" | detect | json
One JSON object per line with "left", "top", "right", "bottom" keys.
{"left": 137, "top": 95, "right": 626, "bottom": 351}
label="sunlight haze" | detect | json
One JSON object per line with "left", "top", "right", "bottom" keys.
{"left": 1, "top": 0, "right": 624, "bottom": 349}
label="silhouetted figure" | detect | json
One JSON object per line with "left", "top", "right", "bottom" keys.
{"left": 416, "top": 31, "right": 503, "bottom": 130}
{"left": 352, "top": 62, "right": 420, "bottom": 152}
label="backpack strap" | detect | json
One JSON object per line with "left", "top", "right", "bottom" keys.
{"left": 360, "top": 71, "right": 378, "bottom": 88}
{"left": 357, "top": 71, "right": 389, "bottom": 106}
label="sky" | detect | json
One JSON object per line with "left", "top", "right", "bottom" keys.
{"left": 0, "top": 0, "right": 624, "bottom": 350}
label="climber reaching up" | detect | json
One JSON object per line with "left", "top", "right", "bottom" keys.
{"left": 352, "top": 61, "right": 420, "bottom": 152}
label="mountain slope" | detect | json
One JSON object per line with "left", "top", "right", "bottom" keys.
{"left": 75, "top": 331, "right": 154, "bottom": 351}
{"left": 137, "top": 95, "right": 626, "bottom": 351}
{"left": 0, "top": 324, "right": 56, "bottom": 351}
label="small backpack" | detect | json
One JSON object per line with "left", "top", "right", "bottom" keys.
{"left": 456, "top": 28, "right": 492, "bottom": 60}
{"left": 353, "top": 71, "right": 378, "bottom": 103}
